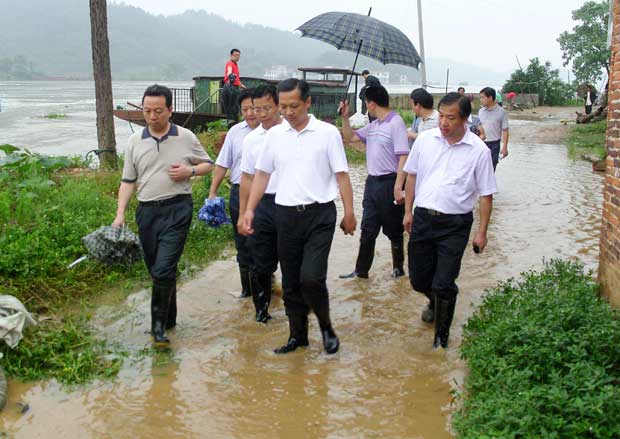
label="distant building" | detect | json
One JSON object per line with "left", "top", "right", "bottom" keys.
{"left": 399, "top": 75, "right": 408, "bottom": 84}
{"left": 263, "top": 65, "right": 291, "bottom": 80}
{"left": 375, "top": 71, "right": 390, "bottom": 84}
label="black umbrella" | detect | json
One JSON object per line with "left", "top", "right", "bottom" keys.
{"left": 297, "top": 9, "right": 422, "bottom": 99}
{"left": 80, "top": 225, "right": 142, "bottom": 265}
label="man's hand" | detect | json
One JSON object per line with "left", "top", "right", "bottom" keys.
{"left": 208, "top": 192, "right": 217, "bottom": 200}
{"left": 403, "top": 212, "right": 413, "bottom": 234}
{"left": 338, "top": 100, "right": 350, "bottom": 118}
{"left": 168, "top": 163, "right": 192, "bottom": 182}
{"left": 393, "top": 186, "right": 405, "bottom": 205}
{"left": 241, "top": 209, "right": 255, "bottom": 236}
{"left": 339, "top": 213, "right": 357, "bottom": 235}
{"left": 112, "top": 213, "right": 125, "bottom": 228}
{"left": 472, "top": 230, "right": 488, "bottom": 253}
{"left": 500, "top": 146, "right": 508, "bottom": 159}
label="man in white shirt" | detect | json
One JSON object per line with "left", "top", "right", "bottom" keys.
{"left": 403, "top": 92, "right": 497, "bottom": 349}
{"left": 242, "top": 78, "right": 357, "bottom": 355}
{"left": 408, "top": 88, "right": 439, "bottom": 144}
{"left": 209, "top": 89, "right": 258, "bottom": 299}
{"left": 238, "top": 85, "right": 283, "bottom": 323}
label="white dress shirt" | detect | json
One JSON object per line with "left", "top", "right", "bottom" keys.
{"left": 256, "top": 115, "right": 349, "bottom": 206}
{"left": 240, "top": 123, "right": 279, "bottom": 194}
{"left": 405, "top": 127, "right": 497, "bottom": 214}
{"left": 215, "top": 120, "right": 253, "bottom": 184}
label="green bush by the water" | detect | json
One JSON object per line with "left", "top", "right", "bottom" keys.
{"left": 567, "top": 120, "right": 606, "bottom": 160}
{"left": 455, "top": 260, "right": 620, "bottom": 438}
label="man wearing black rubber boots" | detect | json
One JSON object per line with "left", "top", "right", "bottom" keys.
{"left": 113, "top": 84, "right": 213, "bottom": 345}
{"left": 339, "top": 85, "right": 409, "bottom": 280}
{"left": 403, "top": 92, "right": 496, "bottom": 348}
{"left": 238, "top": 85, "right": 283, "bottom": 323}
{"left": 242, "top": 78, "right": 357, "bottom": 355}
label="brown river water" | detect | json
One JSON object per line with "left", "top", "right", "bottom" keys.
{"left": 0, "top": 113, "right": 604, "bottom": 438}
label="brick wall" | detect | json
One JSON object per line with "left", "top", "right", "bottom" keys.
{"left": 599, "top": 0, "right": 620, "bottom": 308}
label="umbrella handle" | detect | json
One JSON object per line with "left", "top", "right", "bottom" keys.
{"left": 341, "top": 8, "right": 371, "bottom": 116}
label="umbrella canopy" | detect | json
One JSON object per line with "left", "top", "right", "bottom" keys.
{"left": 297, "top": 12, "right": 422, "bottom": 69}
{"left": 82, "top": 225, "right": 142, "bottom": 265}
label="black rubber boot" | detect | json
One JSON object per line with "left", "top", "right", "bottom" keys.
{"left": 432, "top": 297, "right": 456, "bottom": 349}
{"left": 151, "top": 280, "right": 173, "bottom": 345}
{"left": 309, "top": 293, "right": 340, "bottom": 355}
{"left": 339, "top": 239, "right": 375, "bottom": 279}
{"left": 390, "top": 237, "right": 405, "bottom": 278}
{"left": 165, "top": 284, "right": 177, "bottom": 330}
{"left": 238, "top": 267, "right": 252, "bottom": 299}
{"left": 421, "top": 292, "right": 435, "bottom": 323}
{"left": 274, "top": 314, "right": 309, "bottom": 354}
{"left": 252, "top": 272, "right": 272, "bottom": 324}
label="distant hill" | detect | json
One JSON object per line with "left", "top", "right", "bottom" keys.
{"left": 0, "top": 0, "right": 506, "bottom": 85}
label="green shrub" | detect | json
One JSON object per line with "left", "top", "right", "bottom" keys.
{"left": 568, "top": 120, "right": 607, "bottom": 160}
{"left": 454, "top": 260, "right": 620, "bottom": 438}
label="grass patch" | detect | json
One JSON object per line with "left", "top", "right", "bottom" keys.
{"left": 397, "top": 109, "right": 415, "bottom": 127}
{"left": 0, "top": 139, "right": 233, "bottom": 383}
{"left": 567, "top": 120, "right": 606, "bottom": 160}
{"left": 454, "top": 260, "right": 620, "bottom": 438}
{"left": 345, "top": 146, "right": 366, "bottom": 164}
{"left": 44, "top": 113, "right": 67, "bottom": 119}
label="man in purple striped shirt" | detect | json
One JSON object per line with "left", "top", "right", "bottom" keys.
{"left": 339, "top": 85, "right": 410, "bottom": 279}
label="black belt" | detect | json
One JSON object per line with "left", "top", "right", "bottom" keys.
{"left": 231, "top": 183, "right": 240, "bottom": 187}
{"left": 368, "top": 173, "right": 397, "bottom": 181}
{"left": 139, "top": 194, "right": 191, "bottom": 207}
{"left": 262, "top": 193, "right": 276, "bottom": 200}
{"left": 417, "top": 207, "right": 471, "bottom": 217}
{"left": 277, "top": 201, "right": 334, "bottom": 212}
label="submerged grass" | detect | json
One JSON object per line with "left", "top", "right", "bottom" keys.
{"left": 567, "top": 120, "right": 607, "bottom": 160}
{"left": 0, "top": 135, "right": 233, "bottom": 384}
{"left": 455, "top": 260, "right": 620, "bottom": 438}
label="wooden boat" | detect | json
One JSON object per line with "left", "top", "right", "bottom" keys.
{"left": 113, "top": 67, "right": 361, "bottom": 130}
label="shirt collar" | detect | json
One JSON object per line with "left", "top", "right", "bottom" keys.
{"left": 284, "top": 114, "right": 317, "bottom": 133}
{"left": 142, "top": 123, "right": 179, "bottom": 141}
{"left": 377, "top": 111, "right": 397, "bottom": 123}
{"left": 433, "top": 126, "right": 475, "bottom": 147}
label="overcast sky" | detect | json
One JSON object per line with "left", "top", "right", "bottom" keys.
{"left": 113, "top": 0, "right": 590, "bottom": 77}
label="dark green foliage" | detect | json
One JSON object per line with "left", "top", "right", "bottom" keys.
{"left": 0, "top": 320, "right": 123, "bottom": 384}
{"left": 558, "top": 1, "right": 611, "bottom": 85}
{"left": 502, "top": 58, "right": 575, "bottom": 106}
{"left": 455, "top": 260, "right": 620, "bottom": 438}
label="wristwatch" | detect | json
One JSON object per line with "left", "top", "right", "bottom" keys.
{"left": 191, "top": 166, "right": 196, "bottom": 177}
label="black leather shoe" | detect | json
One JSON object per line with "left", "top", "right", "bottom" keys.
{"left": 392, "top": 267, "right": 405, "bottom": 278}
{"left": 321, "top": 325, "right": 340, "bottom": 354}
{"left": 256, "top": 310, "right": 272, "bottom": 323}
{"left": 339, "top": 270, "right": 369, "bottom": 279}
{"left": 274, "top": 337, "right": 309, "bottom": 354}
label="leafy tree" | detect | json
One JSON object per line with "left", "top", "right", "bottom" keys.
{"left": 557, "top": 0, "right": 610, "bottom": 85}
{"left": 502, "top": 58, "right": 574, "bottom": 106}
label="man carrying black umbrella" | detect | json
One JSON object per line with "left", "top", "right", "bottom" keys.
{"left": 359, "top": 70, "right": 382, "bottom": 121}
{"left": 112, "top": 84, "right": 213, "bottom": 346}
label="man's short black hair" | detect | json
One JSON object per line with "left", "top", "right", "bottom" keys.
{"left": 230, "top": 48, "right": 240, "bottom": 55}
{"left": 438, "top": 92, "right": 471, "bottom": 119}
{"left": 238, "top": 88, "right": 254, "bottom": 106}
{"left": 480, "top": 87, "right": 496, "bottom": 101}
{"left": 362, "top": 69, "right": 370, "bottom": 75}
{"left": 457, "top": 86, "right": 465, "bottom": 93}
{"left": 410, "top": 88, "right": 434, "bottom": 109}
{"left": 142, "top": 84, "right": 172, "bottom": 108}
{"left": 253, "top": 85, "right": 279, "bottom": 105}
{"left": 277, "top": 78, "right": 310, "bottom": 100}
{"left": 364, "top": 85, "right": 389, "bottom": 107}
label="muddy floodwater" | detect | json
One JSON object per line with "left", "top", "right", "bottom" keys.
{"left": 0, "top": 112, "right": 604, "bottom": 438}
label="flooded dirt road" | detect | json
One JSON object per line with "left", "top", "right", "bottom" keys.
{"left": 0, "top": 111, "right": 604, "bottom": 438}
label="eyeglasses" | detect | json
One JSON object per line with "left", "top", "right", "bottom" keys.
{"left": 254, "top": 106, "right": 274, "bottom": 113}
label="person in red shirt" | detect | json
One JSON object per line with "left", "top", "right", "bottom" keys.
{"left": 224, "top": 48, "right": 246, "bottom": 89}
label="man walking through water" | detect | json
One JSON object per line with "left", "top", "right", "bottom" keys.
{"left": 478, "top": 87, "right": 509, "bottom": 170}
{"left": 209, "top": 89, "right": 258, "bottom": 299}
{"left": 113, "top": 84, "right": 213, "bottom": 345}
{"left": 403, "top": 92, "right": 496, "bottom": 348}
{"left": 339, "top": 85, "right": 409, "bottom": 279}
{"left": 238, "top": 85, "right": 283, "bottom": 323}
{"left": 242, "top": 78, "right": 357, "bottom": 354}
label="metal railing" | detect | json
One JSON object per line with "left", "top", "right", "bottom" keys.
{"left": 171, "top": 88, "right": 194, "bottom": 112}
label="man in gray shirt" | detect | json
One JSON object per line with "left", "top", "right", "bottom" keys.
{"left": 113, "top": 84, "right": 213, "bottom": 346}
{"left": 478, "top": 87, "right": 509, "bottom": 170}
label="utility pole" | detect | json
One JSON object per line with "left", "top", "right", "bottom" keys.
{"left": 416, "top": 0, "right": 427, "bottom": 89}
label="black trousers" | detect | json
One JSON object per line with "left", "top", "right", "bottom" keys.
{"left": 275, "top": 202, "right": 337, "bottom": 316}
{"left": 407, "top": 207, "right": 473, "bottom": 302}
{"left": 484, "top": 140, "right": 501, "bottom": 171}
{"left": 247, "top": 194, "right": 278, "bottom": 274}
{"left": 360, "top": 174, "right": 404, "bottom": 243}
{"left": 229, "top": 184, "right": 254, "bottom": 269}
{"left": 585, "top": 105, "right": 593, "bottom": 115}
{"left": 135, "top": 195, "right": 193, "bottom": 282}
